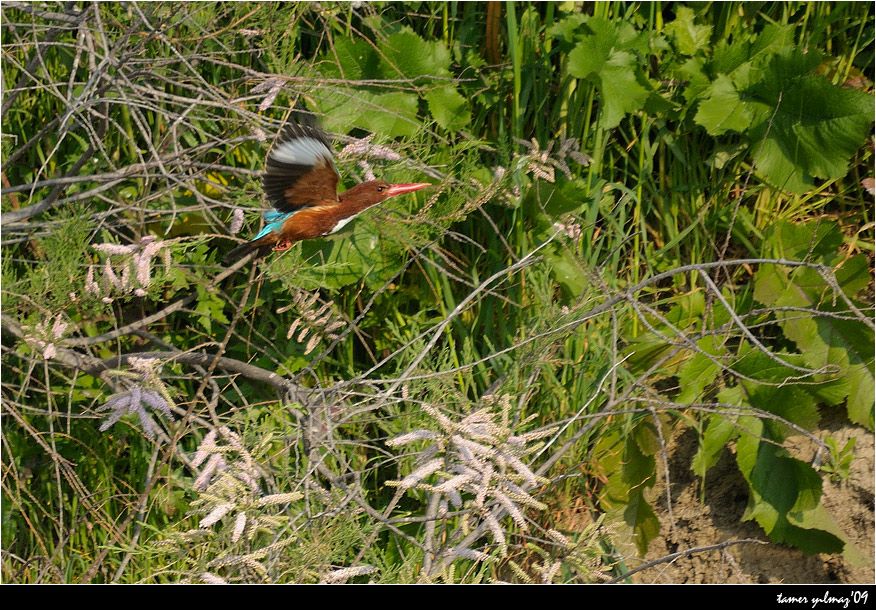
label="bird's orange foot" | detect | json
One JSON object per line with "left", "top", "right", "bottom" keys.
{"left": 273, "top": 240, "right": 292, "bottom": 252}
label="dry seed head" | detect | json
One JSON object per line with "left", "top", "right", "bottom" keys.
{"left": 494, "top": 490, "right": 527, "bottom": 531}
{"left": 446, "top": 547, "right": 492, "bottom": 563}
{"left": 199, "top": 502, "right": 235, "bottom": 528}
{"left": 200, "top": 572, "right": 227, "bottom": 584}
{"left": 398, "top": 458, "right": 444, "bottom": 490}
{"left": 304, "top": 334, "right": 321, "bottom": 355}
{"left": 232, "top": 512, "right": 247, "bottom": 543}
{"left": 256, "top": 492, "right": 303, "bottom": 507}
{"left": 485, "top": 512, "right": 507, "bottom": 557}
{"left": 386, "top": 430, "right": 438, "bottom": 447}
{"left": 321, "top": 565, "right": 377, "bottom": 584}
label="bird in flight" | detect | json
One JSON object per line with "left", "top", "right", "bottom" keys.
{"left": 224, "top": 120, "right": 429, "bottom": 263}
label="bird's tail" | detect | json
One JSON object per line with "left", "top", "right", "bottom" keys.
{"left": 223, "top": 239, "right": 274, "bottom": 265}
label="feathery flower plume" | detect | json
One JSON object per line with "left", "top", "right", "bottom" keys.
{"left": 200, "top": 502, "right": 235, "bottom": 528}
{"left": 320, "top": 565, "right": 377, "bottom": 584}
{"left": 231, "top": 512, "right": 247, "bottom": 543}
{"left": 85, "top": 266, "right": 100, "bottom": 295}
{"left": 93, "top": 243, "right": 137, "bottom": 255}
{"left": 229, "top": 208, "right": 244, "bottom": 235}
{"left": 445, "top": 547, "right": 492, "bottom": 563}
{"left": 358, "top": 160, "right": 376, "bottom": 181}
{"left": 97, "top": 386, "right": 173, "bottom": 440}
{"left": 386, "top": 430, "right": 438, "bottom": 447}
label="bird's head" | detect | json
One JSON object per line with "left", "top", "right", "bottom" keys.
{"left": 342, "top": 180, "right": 430, "bottom": 208}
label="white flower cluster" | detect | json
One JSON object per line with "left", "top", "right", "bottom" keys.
{"left": 86, "top": 235, "right": 171, "bottom": 302}
{"left": 277, "top": 289, "right": 346, "bottom": 355}
{"left": 22, "top": 313, "right": 68, "bottom": 360}
{"left": 191, "top": 426, "right": 302, "bottom": 545}
{"left": 516, "top": 137, "right": 592, "bottom": 184}
{"left": 97, "top": 385, "right": 174, "bottom": 440}
{"left": 386, "top": 395, "right": 556, "bottom": 558}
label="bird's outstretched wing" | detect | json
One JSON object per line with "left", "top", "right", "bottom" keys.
{"left": 262, "top": 121, "right": 340, "bottom": 213}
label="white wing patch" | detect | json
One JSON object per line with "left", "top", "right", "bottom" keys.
{"left": 271, "top": 137, "right": 333, "bottom": 166}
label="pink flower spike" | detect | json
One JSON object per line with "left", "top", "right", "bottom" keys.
{"left": 229, "top": 209, "right": 244, "bottom": 235}
{"left": 93, "top": 243, "right": 136, "bottom": 256}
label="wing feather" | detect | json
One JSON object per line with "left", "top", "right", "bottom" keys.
{"left": 262, "top": 121, "right": 340, "bottom": 212}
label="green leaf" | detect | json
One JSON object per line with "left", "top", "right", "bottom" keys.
{"left": 566, "top": 17, "right": 650, "bottom": 129}
{"left": 844, "top": 363, "right": 875, "bottom": 430}
{"left": 194, "top": 285, "right": 229, "bottom": 333}
{"left": 547, "top": 13, "right": 587, "bottom": 43}
{"left": 677, "top": 336, "right": 724, "bottom": 403}
{"left": 285, "top": 220, "right": 404, "bottom": 291}
{"left": 425, "top": 86, "right": 471, "bottom": 131}
{"left": 379, "top": 29, "right": 452, "bottom": 80}
{"left": 314, "top": 88, "right": 420, "bottom": 137}
{"left": 734, "top": 348, "right": 820, "bottom": 432}
{"left": 761, "top": 219, "right": 844, "bottom": 262}
{"left": 598, "top": 57, "right": 650, "bottom": 129}
{"left": 320, "top": 37, "right": 380, "bottom": 80}
{"left": 746, "top": 53, "right": 875, "bottom": 192}
{"left": 665, "top": 6, "right": 712, "bottom": 56}
{"left": 358, "top": 91, "right": 420, "bottom": 137}
{"left": 633, "top": 419, "right": 664, "bottom": 456}
{"left": 542, "top": 245, "right": 587, "bottom": 297}
{"left": 625, "top": 489, "right": 660, "bottom": 556}
{"left": 524, "top": 178, "right": 589, "bottom": 218}
{"left": 675, "top": 57, "right": 711, "bottom": 103}
{"left": 694, "top": 74, "right": 753, "bottom": 135}
{"left": 736, "top": 417, "right": 845, "bottom": 554}
{"left": 692, "top": 414, "right": 739, "bottom": 479}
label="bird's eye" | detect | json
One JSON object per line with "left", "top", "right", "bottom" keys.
{"left": 376, "top": 186, "right": 385, "bottom": 192}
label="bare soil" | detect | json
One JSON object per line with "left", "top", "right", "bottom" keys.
{"left": 625, "top": 417, "right": 875, "bottom": 584}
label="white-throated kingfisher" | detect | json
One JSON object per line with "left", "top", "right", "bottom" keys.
{"left": 224, "top": 120, "right": 429, "bottom": 263}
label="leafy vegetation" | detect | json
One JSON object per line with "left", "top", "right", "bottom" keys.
{"left": 1, "top": 2, "right": 873, "bottom": 583}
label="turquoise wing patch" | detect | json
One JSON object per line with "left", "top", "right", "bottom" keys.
{"left": 251, "top": 210, "right": 296, "bottom": 241}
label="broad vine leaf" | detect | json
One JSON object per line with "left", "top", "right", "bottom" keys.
{"left": 622, "top": 433, "right": 658, "bottom": 555}
{"left": 752, "top": 223, "right": 874, "bottom": 428}
{"left": 692, "top": 410, "right": 740, "bottom": 479}
{"left": 845, "top": 364, "right": 876, "bottom": 430}
{"left": 694, "top": 74, "right": 753, "bottom": 135}
{"left": 665, "top": 6, "right": 712, "bottom": 56}
{"left": 379, "top": 29, "right": 452, "bottom": 80}
{"left": 425, "top": 86, "right": 471, "bottom": 131}
{"left": 289, "top": 221, "right": 404, "bottom": 290}
{"left": 746, "top": 53, "right": 875, "bottom": 193}
{"left": 736, "top": 417, "right": 845, "bottom": 554}
{"left": 542, "top": 245, "right": 587, "bottom": 297}
{"left": 625, "top": 489, "right": 660, "bottom": 556}
{"left": 567, "top": 17, "right": 650, "bottom": 129}
{"left": 677, "top": 335, "right": 724, "bottom": 403}
{"left": 324, "top": 37, "right": 380, "bottom": 80}
{"left": 734, "top": 347, "right": 821, "bottom": 432}
{"left": 315, "top": 28, "right": 468, "bottom": 136}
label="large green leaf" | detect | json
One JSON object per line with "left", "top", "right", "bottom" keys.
{"left": 566, "top": 17, "right": 650, "bottom": 129}
{"left": 625, "top": 489, "right": 660, "bottom": 556}
{"left": 677, "top": 336, "right": 723, "bottom": 404}
{"left": 694, "top": 74, "right": 753, "bottom": 135}
{"left": 752, "top": 224, "right": 874, "bottom": 428}
{"left": 736, "top": 417, "right": 845, "bottom": 554}
{"left": 379, "top": 29, "right": 452, "bottom": 80}
{"left": 425, "top": 86, "right": 471, "bottom": 131}
{"left": 746, "top": 53, "right": 875, "bottom": 192}
{"left": 281, "top": 220, "right": 405, "bottom": 291}
{"left": 692, "top": 409, "right": 740, "bottom": 479}
{"left": 665, "top": 6, "right": 712, "bottom": 56}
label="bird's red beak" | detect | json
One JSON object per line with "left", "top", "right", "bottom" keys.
{"left": 385, "top": 183, "right": 430, "bottom": 197}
